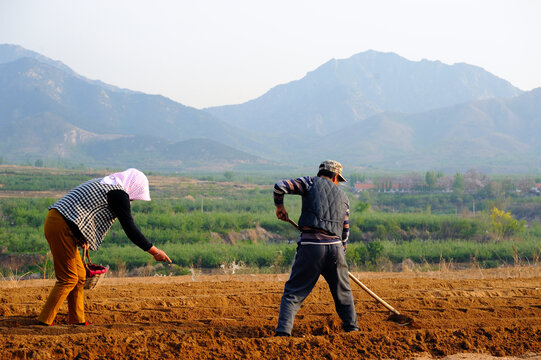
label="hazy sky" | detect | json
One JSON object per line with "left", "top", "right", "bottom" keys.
{"left": 1, "top": 0, "right": 540, "bottom": 109}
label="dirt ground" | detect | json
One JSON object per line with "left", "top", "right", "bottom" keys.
{"left": 1, "top": 266, "right": 540, "bottom": 360}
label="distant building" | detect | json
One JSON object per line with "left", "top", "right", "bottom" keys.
{"left": 530, "top": 183, "right": 541, "bottom": 194}
{"left": 390, "top": 182, "right": 412, "bottom": 192}
{"left": 354, "top": 182, "right": 375, "bottom": 192}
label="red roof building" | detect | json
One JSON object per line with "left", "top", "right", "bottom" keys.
{"left": 354, "top": 182, "right": 375, "bottom": 192}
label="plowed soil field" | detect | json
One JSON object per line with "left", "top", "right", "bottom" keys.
{"left": 1, "top": 266, "right": 540, "bottom": 360}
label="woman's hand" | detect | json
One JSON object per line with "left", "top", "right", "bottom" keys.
{"left": 147, "top": 246, "right": 172, "bottom": 263}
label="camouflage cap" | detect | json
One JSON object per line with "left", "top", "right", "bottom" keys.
{"left": 319, "top": 160, "right": 347, "bottom": 182}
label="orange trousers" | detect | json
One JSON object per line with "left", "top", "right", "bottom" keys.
{"left": 38, "top": 209, "right": 86, "bottom": 325}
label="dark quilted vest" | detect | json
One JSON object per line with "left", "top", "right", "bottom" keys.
{"left": 298, "top": 176, "right": 348, "bottom": 237}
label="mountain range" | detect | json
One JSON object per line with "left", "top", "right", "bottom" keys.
{"left": 206, "top": 51, "right": 522, "bottom": 137}
{"left": 0, "top": 43, "right": 539, "bottom": 173}
{"left": 0, "top": 45, "right": 273, "bottom": 171}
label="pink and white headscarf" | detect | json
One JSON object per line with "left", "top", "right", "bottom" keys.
{"left": 100, "top": 168, "right": 151, "bottom": 201}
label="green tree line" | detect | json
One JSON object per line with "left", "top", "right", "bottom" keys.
{"left": 1, "top": 168, "right": 540, "bottom": 276}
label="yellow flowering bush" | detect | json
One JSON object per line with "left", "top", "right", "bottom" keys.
{"left": 490, "top": 207, "right": 525, "bottom": 238}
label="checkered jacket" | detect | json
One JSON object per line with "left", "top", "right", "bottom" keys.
{"left": 50, "top": 178, "right": 124, "bottom": 250}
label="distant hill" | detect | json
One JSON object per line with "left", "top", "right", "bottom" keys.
{"left": 0, "top": 43, "right": 137, "bottom": 93}
{"left": 311, "top": 88, "right": 541, "bottom": 173}
{"left": 1, "top": 44, "right": 539, "bottom": 173}
{"left": 81, "top": 136, "right": 266, "bottom": 171}
{"left": 205, "top": 50, "right": 522, "bottom": 137}
{"left": 0, "top": 44, "right": 75, "bottom": 75}
{"left": 0, "top": 45, "right": 272, "bottom": 170}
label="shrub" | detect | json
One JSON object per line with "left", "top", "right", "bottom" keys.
{"left": 346, "top": 244, "right": 368, "bottom": 266}
{"left": 367, "top": 241, "right": 384, "bottom": 264}
{"left": 490, "top": 207, "right": 525, "bottom": 239}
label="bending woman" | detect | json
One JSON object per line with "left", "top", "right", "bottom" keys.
{"left": 38, "top": 168, "right": 171, "bottom": 326}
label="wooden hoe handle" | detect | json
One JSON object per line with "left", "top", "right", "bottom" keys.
{"left": 347, "top": 271, "right": 401, "bottom": 315}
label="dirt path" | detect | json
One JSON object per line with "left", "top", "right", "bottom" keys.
{"left": 1, "top": 267, "right": 540, "bottom": 359}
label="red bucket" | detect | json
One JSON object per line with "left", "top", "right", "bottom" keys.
{"left": 86, "top": 263, "right": 107, "bottom": 277}
{"left": 83, "top": 247, "right": 108, "bottom": 290}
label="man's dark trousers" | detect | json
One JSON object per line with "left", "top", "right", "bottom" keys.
{"left": 276, "top": 243, "right": 359, "bottom": 335}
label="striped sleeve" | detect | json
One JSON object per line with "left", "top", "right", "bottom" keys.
{"left": 273, "top": 176, "right": 313, "bottom": 206}
{"left": 342, "top": 203, "right": 350, "bottom": 246}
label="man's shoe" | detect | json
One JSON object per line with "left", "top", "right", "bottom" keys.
{"left": 75, "top": 322, "right": 92, "bottom": 326}
{"left": 274, "top": 331, "right": 290, "bottom": 337}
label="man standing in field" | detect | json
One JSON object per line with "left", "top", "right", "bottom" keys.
{"left": 273, "top": 160, "right": 359, "bottom": 336}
